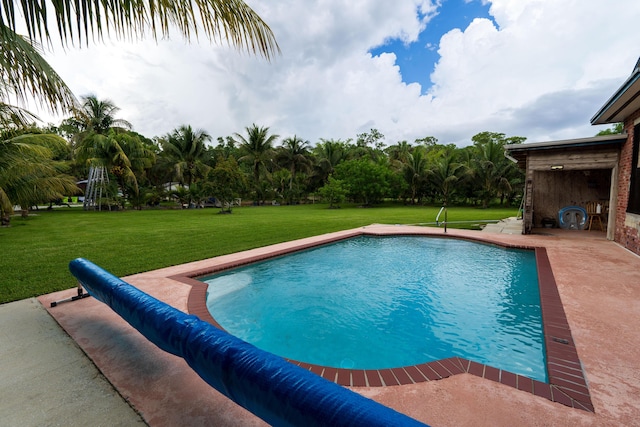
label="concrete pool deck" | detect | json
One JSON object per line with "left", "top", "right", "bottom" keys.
{"left": 11, "top": 224, "right": 640, "bottom": 426}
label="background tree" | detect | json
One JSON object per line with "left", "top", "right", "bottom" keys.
{"left": 206, "top": 157, "right": 247, "bottom": 213}
{"left": 311, "top": 138, "right": 349, "bottom": 189}
{"left": 354, "top": 128, "right": 385, "bottom": 160}
{"left": 429, "top": 151, "right": 463, "bottom": 205}
{"left": 386, "top": 140, "right": 413, "bottom": 166}
{"left": 415, "top": 136, "right": 439, "bottom": 148}
{"left": 334, "top": 159, "right": 391, "bottom": 206}
{"left": 402, "top": 146, "right": 428, "bottom": 204}
{"left": 72, "top": 95, "right": 133, "bottom": 176}
{"left": 469, "top": 132, "right": 525, "bottom": 208}
{"left": 109, "top": 132, "right": 156, "bottom": 205}
{"left": 596, "top": 123, "right": 624, "bottom": 135}
{"left": 160, "top": 125, "right": 212, "bottom": 188}
{"left": 71, "top": 95, "right": 132, "bottom": 136}
{"left": 72, "top": 96, "right": 154, "bottom": 208}
{"left": 0, "top": 132, "right": 77, "bottom": 223}
{"left": 235, "top": 124, "right": 279, "bottom": 203}
{"left": 318, "top": 176, "right": 347, "bottom": 208}
{"left": 213, "top": 136, "right": 240, "bottom": 162}
{"left": 276, "top": 135, "right": 311, "bottom": 204}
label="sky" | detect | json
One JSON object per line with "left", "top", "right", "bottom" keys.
{"left": 32, "top": 0, "right": 640, "bottom": 147}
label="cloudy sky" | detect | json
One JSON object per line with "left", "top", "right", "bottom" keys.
{"left": 36, "top": 0, "right": 640, "bottom": 147}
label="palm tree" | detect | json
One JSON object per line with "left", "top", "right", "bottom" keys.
{"left": 159, "top": 125, "right": 212, "bottom": 206}
{"left": 108, "top": 132, "right": 156, "bottom": 202}
{"left": 312, "top": 139, "right": 349, "bottom": 185}
{"left": 73, "top": 96, "right": 154, "bottom": 208}
{"left": 386, "top": 141, "right": 413, "bottom": 165}
{"left": 276, "top": 135, "right": 311, "bottom": 201}
{"left": 1, "top": 133, "right": 78, "bottom": 224}
{"left": 71, "top": 95, "right": 132, "bottom": 136}
{"left": 235, "top": 124, "right": 279, "bottom": 202}
{"left": 429, "top": 152, "right": 464, "bottom": 205}
{"left": 402, "top": 147, "right": 428, "bottom": 204}
{"left": 471, "top": 138, "right": 514, "bottom": 208}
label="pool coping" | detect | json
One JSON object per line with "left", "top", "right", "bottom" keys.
{"left": 171, "top": 229, "right": 593, "bottom": 412}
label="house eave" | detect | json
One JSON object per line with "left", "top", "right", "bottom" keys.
{"left": 591, "top": 71, "right": 640, "bottom": 125}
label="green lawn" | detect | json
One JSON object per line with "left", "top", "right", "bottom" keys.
{"left": 0, "top": 203, "right": 517, "bottom": 304}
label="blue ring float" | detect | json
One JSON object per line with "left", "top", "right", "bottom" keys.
{"left": 557, "top": 206, "right": 587, "bottom": 230}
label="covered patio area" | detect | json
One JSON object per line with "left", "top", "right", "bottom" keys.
{"left": 505, "top": 134, "right": 627, "bottom": 238}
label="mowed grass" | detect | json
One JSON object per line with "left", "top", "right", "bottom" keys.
{"left": 0, "top": 203, "right": 517, "bottom": 303}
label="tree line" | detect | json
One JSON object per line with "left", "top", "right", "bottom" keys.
{"left": 0, "top": 1, "right": 526, "bottom": 224}
{"left": 1, "top": 95, "right": 527, "bottom": 224}
{"left": 1, "top": 0, "right": 279, "bottom": 225}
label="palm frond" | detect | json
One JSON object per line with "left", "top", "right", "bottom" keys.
{"left": 2, "top": 0, "right": 280, "bottom": 60}
{"left": 0, "top": 101, "right": 40, "bottom": 128}
{"left": 0, "top": 25, "right": 77, "bottom": 113}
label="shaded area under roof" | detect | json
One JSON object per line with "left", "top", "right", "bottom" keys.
{"left": 591, "top": 57, "right": 640, "bottom": 125}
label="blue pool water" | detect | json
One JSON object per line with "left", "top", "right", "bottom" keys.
{"left": 202, "top": 236, "right": 548, "bottom": 382}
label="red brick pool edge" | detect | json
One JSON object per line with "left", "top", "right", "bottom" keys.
{"left": 174, "top": 231, "right": 593, "bottom": 412}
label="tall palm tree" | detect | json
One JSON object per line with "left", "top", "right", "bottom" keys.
{"left": 277, "top": 135, "right": 311, "bottom": 194}
{"left": 107, "top": 132, "right": 156, "bottom": 202}
{"left": 160, "top": 125, "right": 212, "bottom": 188}
{"left": 471, "top": 138, "right": 514, "bottom": 208}
{"left": 429, "top": 152, "right": 463, "bottom": 205}
{"left": 1, "top": 0, "right": 279, "bottom": 119}
{"left": 402, "top": 147, "right": 428, "bottom": 204}
{"left": 71, "top": 95, "right": 132, "bottom": 136}
{"left": 73, "top": 96, "right": 154, "bottom": 208}
{"left": 235, "top": 124, "right": 279, "bottom": 201}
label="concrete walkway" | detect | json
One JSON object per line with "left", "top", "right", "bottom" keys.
{"left": 0, "top": 298, "right": 145, "bottom": 426}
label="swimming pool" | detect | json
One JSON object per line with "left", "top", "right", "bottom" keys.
{"left": 201, "top": 236, "right": 547, "bottom": 383}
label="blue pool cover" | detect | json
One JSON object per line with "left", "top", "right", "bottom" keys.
{"left": 69, "top": 258, "right": 427, "bottom": 427}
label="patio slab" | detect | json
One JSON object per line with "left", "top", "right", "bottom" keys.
{"left": 0, "top": 298, "right": 145, "bottom": 426}
{"left": 33, "top": 225, "right": 640, "bottom": 426}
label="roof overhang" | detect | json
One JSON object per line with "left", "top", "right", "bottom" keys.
{"left": 504, "top": 134, "right": 628, "bottom": 165}
{"left": 591, "top": 61, "right": 640, "bottom": 125}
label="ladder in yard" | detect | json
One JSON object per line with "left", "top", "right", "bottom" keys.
{"left": 83, "top": 166, "right": 109, "bottom": 211}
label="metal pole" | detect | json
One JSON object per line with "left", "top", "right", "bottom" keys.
{"left": 443, "top": 202, "right": 447, "bottom": 233}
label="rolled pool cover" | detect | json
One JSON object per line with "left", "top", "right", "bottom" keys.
{"left": 69, "top": 258, "right": 427, "bottom": 427}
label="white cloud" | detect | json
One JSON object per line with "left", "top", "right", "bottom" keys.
{"left": 33, "top": 0, "right": 640, "bottom": 146}
{"left": 427, "top": 0, "right": 640, "bottom": 143}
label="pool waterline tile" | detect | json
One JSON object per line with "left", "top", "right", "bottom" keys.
{"left": 177, "top": 230, "right": 593, "bottom": 412}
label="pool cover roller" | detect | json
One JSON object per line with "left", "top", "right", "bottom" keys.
{"left": 69, "top": 258, "right": 427, "bottom": 427}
